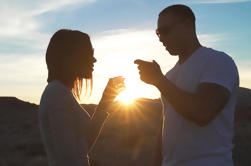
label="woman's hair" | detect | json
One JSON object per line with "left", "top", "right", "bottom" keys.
{"left": 46, "top": 29, "right": 93, "bottom": 100}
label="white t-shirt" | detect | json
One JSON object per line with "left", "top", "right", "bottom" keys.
{"left": 161, "top": 46, "right": 239, "bottom": 166}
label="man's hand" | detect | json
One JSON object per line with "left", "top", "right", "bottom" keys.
{"left": 134, "top": 59, "right": 165, "bottom": 86}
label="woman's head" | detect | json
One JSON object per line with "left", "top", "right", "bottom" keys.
{"left": 46, "top": 29, "right": 96, "bottom": 99}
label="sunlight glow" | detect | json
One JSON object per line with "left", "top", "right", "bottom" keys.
{"left": 116, "top": 89, "right": 136, "bottom": 104}
{"left": 115, "top": 74, "right": 146, "bottom": 105}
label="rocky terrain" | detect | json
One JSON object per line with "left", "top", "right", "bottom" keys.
{"left": 0, "top": 87, "right": 250, "bottom": 166}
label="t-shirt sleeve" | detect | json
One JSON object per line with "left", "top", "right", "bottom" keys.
{"left": 199, "top": 53, "right": 239, "bottom": 92}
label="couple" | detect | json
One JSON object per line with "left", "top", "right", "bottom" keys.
{"left": 39, "top": 4, "right": 239, "bottom": 166}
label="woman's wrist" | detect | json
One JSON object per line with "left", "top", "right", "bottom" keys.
{"left": 95, "top": 104, "right": 110, "bottom": 117}
{"left": 97, "top": 101, "right": 110, "bottom": 113}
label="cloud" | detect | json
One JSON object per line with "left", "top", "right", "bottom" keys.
{"left": 174, "top": 0, "right": 251, "bottom": 4}
{"left": 91, "top": 29, "right": 227, "bottom": 78}
{"left": 198, "top": 34, "right": 225, "bottom": 47}
{"left": 82, "top": 29, "right": 228, "bottom": 104}
{"left": 87, "top": 29, "right": 173, "bottom": 104}
{"left": 0, "top": 0, "right": 97, "bottom": 103}
{"left": 234, "top": 60, "right": 251, "bottom": 88}
{"left": 0, "top": 52, "right": 47, "bottom": 103}
{"left": 197, "top": 0, "right": 251, "bottom": 3}
{"left": 0, "top": 53, "right": 47, "bottom": 84}
{"left": 2, "top": 26, "right": 250, "bottom": 104}
{"left": 84, "top": 29, "right": 251, "bottom": 103}
{"left": 0, "top": 0, "right": 95, "bottom": 36}
{"left": 92, "top": 29, "right": 177, "bottom": 76}
{"left": 0, "top": 0, "right": 96, "bottom": 53}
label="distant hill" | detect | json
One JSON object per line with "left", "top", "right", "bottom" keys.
{"left": 0, "top": 97, "right": 37, "bottom": 110}
{"left": 235, "top": 87, "right": 251, "bottom": 122}
{"left": 0, "top": 86, "right": 249, "bottom": 112}
{"left": 237, "top": 87, "right": 251, "bottom": 108}
{"left": 0, "top": 87, "right": 250, "bottom": 166}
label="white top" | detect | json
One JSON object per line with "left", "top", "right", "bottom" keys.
{"left": 161, "top": 46, "right": 239, "bottom": 166}
{"left": 39, "top": 80, "right": 106, "bottom": 166}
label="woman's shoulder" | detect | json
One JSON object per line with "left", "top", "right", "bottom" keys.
{"left": 39, "top": 80, "right": 74, "bottom": 110}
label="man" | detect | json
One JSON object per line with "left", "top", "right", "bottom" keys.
{"left": 134, "top": 4, "right": 239, "bottom": 166}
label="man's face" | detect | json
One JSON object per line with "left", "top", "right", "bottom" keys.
{"left": 157, "top": 14, "right": 185, "bottom": 55}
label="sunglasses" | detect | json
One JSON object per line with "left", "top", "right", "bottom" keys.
{"left": 156, "top": 20, "right": 184, "bottom": 37}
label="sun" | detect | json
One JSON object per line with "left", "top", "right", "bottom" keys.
{"left": 115, "top": 75, "right": 145, "bottom": 105}
{"left": 116, "top": 89, "right": 135, "bottom": 104}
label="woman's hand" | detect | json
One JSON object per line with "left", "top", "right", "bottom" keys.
{"left": 98, "top": 76, "right": 125, "bottom": 113}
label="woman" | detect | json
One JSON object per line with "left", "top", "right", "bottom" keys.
{"left": 39, "top": 29, "right": 125, "bottom": 166}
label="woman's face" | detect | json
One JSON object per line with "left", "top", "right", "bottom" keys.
{"left": 76, "top": 42, "right": 97, "bottom": 79}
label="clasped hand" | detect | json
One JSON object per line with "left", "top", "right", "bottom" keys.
{"left": 99, "top": 76, "right": 125, "bottom": 113}
{"left": 134, "top": 59, "right": 165, "bottom": 86}
{"left": 98, "top": 60, "right": 164, "bottom": 113}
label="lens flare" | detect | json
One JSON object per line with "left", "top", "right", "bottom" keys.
{"left": 115, "top": 75, "right": 145, "bottom": 105}
{"left": 116, "top": 89, "right": 135, "bottom": 104}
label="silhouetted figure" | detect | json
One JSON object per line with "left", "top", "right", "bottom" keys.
{"left": 134, "top": 4, "right": 239, "bottom": 166}
{"left": 39, "top": 29, "right": 125, "bottom": 166}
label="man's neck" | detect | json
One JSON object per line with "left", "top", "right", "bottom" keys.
{"left": 178, "top": 40, "right": 201, "bottom": 65}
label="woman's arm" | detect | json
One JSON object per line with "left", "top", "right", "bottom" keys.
{"left": 85, "top": 106, "right": 109, "bottom": 153}
{"left": 85, "top": 76, "right": 125, "bottom": 152}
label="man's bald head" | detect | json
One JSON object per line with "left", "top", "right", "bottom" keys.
{"left": 159, "top": 4, "right": 196, "bottom": 29}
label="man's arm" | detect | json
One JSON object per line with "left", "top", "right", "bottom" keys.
{"left": 156, "top": 77, "right": 230, "bottom": 126}
{"left": 134, "top": 59, "right": 231, "bottom": 127}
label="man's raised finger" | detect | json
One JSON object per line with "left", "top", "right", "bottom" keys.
{"left": 134, "top": 59, "right": 147, "bottom": 65}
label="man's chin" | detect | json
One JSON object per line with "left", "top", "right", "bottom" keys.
{"left": 169, "top": 53, "right": 179, "bottom": 56}
{"left": 166, "top": 48, "right": 179, "bottom": 56}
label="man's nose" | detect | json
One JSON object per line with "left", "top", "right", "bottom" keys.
{"left": 93, "top": 57, "right": 97, "bottom": 63}
{"left": 159, "top": 35, "right": 164, "bottom": 43}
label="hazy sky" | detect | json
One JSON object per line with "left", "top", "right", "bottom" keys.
{"left": 1, "top": 0, "right": 251, "bottom": 104}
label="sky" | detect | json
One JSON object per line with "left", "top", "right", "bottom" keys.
{"left": 0, "top": 0, "right": 251, "bottom": 104}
